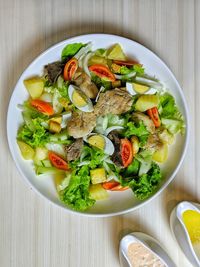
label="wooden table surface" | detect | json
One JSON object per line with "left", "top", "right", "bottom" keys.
{"left": 0, "top": 0, "right": 199, "bottom": 266}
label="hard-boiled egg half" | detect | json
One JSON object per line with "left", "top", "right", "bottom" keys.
{"left": 85, "top": 134, "right": 115, "bottom": 155}
{"left": 126, "top": 82, "right": 157, "bottom": 95}
{"left": 68, "top": 84, "right": 94, "bottom": 112}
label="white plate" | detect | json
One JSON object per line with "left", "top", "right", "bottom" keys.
{"left": 7, "top": 34, "right": 189, "bottom": 217}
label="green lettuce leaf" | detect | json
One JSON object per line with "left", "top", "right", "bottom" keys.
{"left": 123, "top": 121, "right": 149, "bottom": 145}
{"left": 59, "top": 165, "right": 95, "bottom": 211}
{"left": 159, "top": 93, "right": 185, "bottom": 134}
{"left": 119, "top": 64, "right": 145, "bottom": 76}
{"left": 17, "top": 118, "right": 50, "bottom": 148}
{"left": 95, "top": 114, "right": 125, "bottom": 134}
{"left": 122, "top": 159, "right": 140, "bottom": 176}
{"left": 133, "top": 64, "right": 145, "bottom": 75}
{"left": 120, "top": 162, "right": 162, "bottom": 200}
{"left": 61, "top": 43, "right": 85, "bottom": 62}
{"left": 91, "top": 74, "right": 112, "bottom": 90}
{"left": 79, "top": 146, "right": 106, "bottom": 169}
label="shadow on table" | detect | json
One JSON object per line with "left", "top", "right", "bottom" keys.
{"left": 2, "top": 21, "right": 153, "bottom": 148}
{"left": 162, "top": 181, "right": 200, "bottom": 226}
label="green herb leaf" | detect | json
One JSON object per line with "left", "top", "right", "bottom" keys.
{"left": 17, "top": 118, "right": 50, "bottom": 148}
{"left": 121, "top": 163, "right": 162, "bottom": 200}
{"left": 61, "top": 43, "right": 85, "bottom": 62}
{"left": 59, "top": 165, "right": 95, "bottom": 211}
{"left": 123, "top": 121, "right": 149, "bottom": 146}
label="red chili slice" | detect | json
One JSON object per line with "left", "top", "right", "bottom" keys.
{"left": 89, "top": 64, "right": 116, "bottom": 82}
{"left": 120, "top": 138, "right": 133, "bottom": 167}
{"left": 63, "top": 58, "right": 78, "bottom": 81}
{"left": 102, "top": 181, "right": 129, "bottom": 191}
{"left": 31, "top": 99, "right": 54, "bottom": 115}
{"left": 48, "top": 152, "right": 69, "bottom": 170}
{"left": 147, "top": 107, "right": 161, "bottom": 127}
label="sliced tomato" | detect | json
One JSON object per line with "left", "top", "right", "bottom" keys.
{"left": 48, "top": 152, "right": 69, "bottom": 170}
{"left": 89, "top": 64, "right": 116, "bottom": 82}
{"left": 147, "top": 107, "right": 161, "bottom": 127}
{"left": 63, "top": 58, "right": 78, "bottom": 81}
{"left": 102, "top": 181, "right": 129, "bottom": 191}
{"left": 102, "top": 181, "right": 119, "bottom": 190}
{"left": 31, "top": 99, "right": 54, "bottom": 115}
{"left": 113, "top": 60, "right": 141, "bottom": 66}
{"left": 120, "top": 139, "right": 133, "bottom": 167}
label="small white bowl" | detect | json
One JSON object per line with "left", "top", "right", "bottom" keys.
{"left": 119, "top": 232, "right": 176, "bottom": 267}
{"left": 170, "top": 201, "right": 200, "bottom": 267}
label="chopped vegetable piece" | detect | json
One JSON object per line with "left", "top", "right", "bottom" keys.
{"left": 88, "top": 135, "right": 105, "bottom": 150}
{"left": 34, "top": 147, "right": 48, "bottom": 164}
{"left": 107, "top": 44, "right": 127, "bottom": 60}
{"left": 50, "top": 116, "right": 62, "bottom": 124}
{"left": 152, "top": 143, "right": 168, "bottom": 163}
{"left": 49, "top": 121, "right": 61, "bottom": 133}
{"left": 135, "top": 95, "right": 159, "bottom": 112}
{"left": 89, "top": 55, "right": 107, "bottom": 66}
{"left": 112, "top": 80, "right": 121, "bottom": 88}
{"left": 48, "top": 151, "right": 69, "bottom": 170}
{"left": 89, "top": 64, "right": 116, "bottom": 82}
{"left": 17, "top": 140, "right": 35, "bottom": 160}
{"left": 31, "top": 99, "right": 54, "bottom": 115}
{"left": 89, "top": 184, "right": 109, "bottom": 200}
{"left": 158, "top": 129, "right": 174, "bottom": 145}
{"left": 147, "top": 107, "right": 161, "bottom": 127}
{"left": 90, "top": 168, "right": 107, "bottom": 184}
{"left": 24, "top": 77, "right": 44, "bottom": 99}
{"left": 121, "top": 138, "right": 133, "bottom": 167}
{"left": 131, "top": 136, "right": 139, "bottom": 155}
{"left": 111, "top": 63, "right": 121, "bottom": 73}
{"left": 63, "top": 58, "right": 78, "bottom": 81}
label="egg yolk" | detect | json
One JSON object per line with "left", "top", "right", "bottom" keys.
{"left": 182, "top": 210, "right": 200, "bottom": 244}
{"left": 88, "top": 135, "right": 105, "bottom": 150}
{"left": 72, "top": 90, "right": 87, "bottom": 107}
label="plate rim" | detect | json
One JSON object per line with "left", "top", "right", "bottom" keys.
{"left": 6, "top": 33, "right": 190, "bottom": 217}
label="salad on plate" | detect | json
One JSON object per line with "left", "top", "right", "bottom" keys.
{"left": 16, "top": 42, "right": 185, "bottom": 211}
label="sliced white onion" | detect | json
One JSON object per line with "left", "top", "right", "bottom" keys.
{"left": 105, "top": 126, "right": 124, "bottom": 136}
{"left": 126, "top": 82, "right": 137, "bottom": 96}
{"left": 114, "top": 71, "right": 136, "bottom": 80}
{"left": 45, "top": 143, "right": 65, "bottom": 157}
{"left": 61, "top": 112, "right": 72, "bottom": 128}
{"left": 40, "top": 93, "right": 53, "bottom": 102}
{"left": 78, "top": 161, "right": 90, "bottom": 167}
{"left": 83, "top": 52, "right": 94, "bottom": 77}
{"left": 104, "top": 158, "right": 115, "bottom": 165}
{"left": 53, "top": 90, "right": 63, "bottom": 114}
{"left": 95, "top": 86, "right": 105, "bottom": 102}
{"left": 74, "top": 42, "right": 92, "bottom": 60}
{"left": 146, "top": 88, "right": 157, "bottom": 94}
{"left": 107, "top": 173, "right": 119, "bottom": 182}
{"left": 41, "top": 121, "right": 49, "bottom": 129}
{"left": 135, "top": 77, "right": 163, "bottom": 89}
{"left": 78, "top": 53, "right": 85, "bottom": 68}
